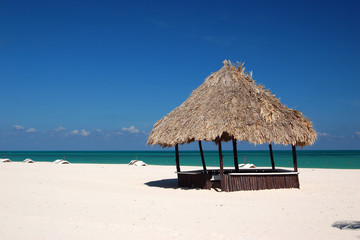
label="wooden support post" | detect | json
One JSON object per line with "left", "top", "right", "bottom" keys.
{"left": 218, "top": 141, "right": 224, "bottom": 176}
{"left": 232, "top": 137, "right": 239, "bottom": 171}
{"left": 292, "top": 145, "right": 298, "bottom": 172}
{"left": 218, "top": 141, "right": 226, "bottom": 191}
{"left": 175, "top": 144, "right": 180, "bottom": 172}
{"left": 198, "top": 141, "right": 207, "bottom": 171}
{"left": 269, "top": 143, "right": 275, "bottom": 170}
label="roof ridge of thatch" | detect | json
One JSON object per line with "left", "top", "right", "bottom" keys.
{"left": 148, "top": 60, "right": 317, "bottom": 148}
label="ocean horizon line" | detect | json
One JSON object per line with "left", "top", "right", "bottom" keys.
{"left": 2, "top": 149, "right": 360, "bottom": 152}
{"left": 1, "top": 150, "right": 359, "bottom": 169}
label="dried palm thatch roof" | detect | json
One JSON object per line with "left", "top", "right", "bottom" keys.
{"left": 147, "top": 60, "right": 317, "bottom": 148}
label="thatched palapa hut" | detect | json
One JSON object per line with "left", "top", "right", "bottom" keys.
{"left": 148, "top": 60, "right": 316, "bottom": 191}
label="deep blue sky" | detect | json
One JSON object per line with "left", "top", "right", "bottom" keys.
{"left": 1, "top": 0, "right": 359, "bottom": 150}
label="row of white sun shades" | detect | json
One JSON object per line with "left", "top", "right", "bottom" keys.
{"left": 0, "top": 158, "right": 70, "bottom": 164}
{"left": 1, "top": 159, "right": 147, "bottom": 165}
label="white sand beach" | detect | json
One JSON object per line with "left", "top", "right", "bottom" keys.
{"left": 0, "top": 162, "right": 359, "bottom": 240}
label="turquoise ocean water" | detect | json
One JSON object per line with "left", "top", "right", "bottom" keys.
{"left": 1, "top": 150, "right": 360, "bottom": 169}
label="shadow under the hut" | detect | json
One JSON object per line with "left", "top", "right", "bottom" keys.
{"left": 332, "top": 221, "right": 360, "bottom": 230}
{"left": 144, "top": 178, "right": 208, "bottom": 190}
{"left": 144, "top": 178, "right": 180, "bottom": 189}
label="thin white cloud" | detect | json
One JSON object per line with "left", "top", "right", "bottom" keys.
{"left": 317, "top": 132, "right": 348, "bottom": 139}
{"left": 71, "top": 129, "right": 91, "bottom": 136}
{"left": 71, "top": 130, "right": 79, "bottom": 135}
{"left": 25, "top": 128, "right": 37, "bottom": 133}
{"left": 317, "top": 132, "right": 329, "bottom": 137}
{"left": 14, "top": 124, "right": 25, "bottom": 130}
{"left": 353, "top": 131, "right": 360, "bottom": 139}
{"left": 54, "top": 126, "right": 66, "bottom": 132}
{"left": 80, "top": 129, "right": 90, "bottom": 136}
{"left": 122, "top": 126, "right": 140, "bottom": 133}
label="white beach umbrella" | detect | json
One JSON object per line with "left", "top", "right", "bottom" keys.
{"left": 23, "top": 158, "right": 34, "bottom": 163}
{"left": 0, "top": 158, "right": 11, "bottom": 163}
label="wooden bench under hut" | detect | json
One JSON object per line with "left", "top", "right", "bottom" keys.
{"left": 147, "top": 60, "right": 317, "bottom": 192}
